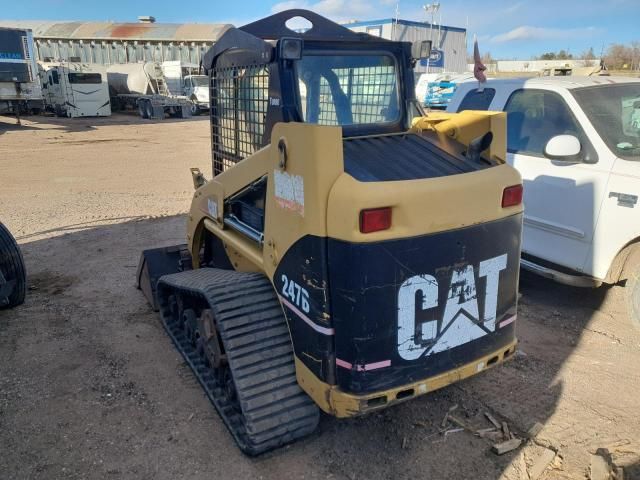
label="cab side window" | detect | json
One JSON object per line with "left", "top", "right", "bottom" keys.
{"left": 504, "top": 89, "right": 584, "bottom": 157}
{"left": 457, "top": 88, "right": 496, "bottom": 111}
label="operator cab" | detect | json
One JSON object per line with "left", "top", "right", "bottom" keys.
{"left": 202, "top": 10, "right": 431, "bottom": 244}
{"left": 203, "top": 9, "right": 430, "bottom": 175}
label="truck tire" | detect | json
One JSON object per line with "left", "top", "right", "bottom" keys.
{"left": 0, "top": 222, "right": 26, "bottom": 309}
{"left": 138, "top": 100, "right": 148, "bottom": 119}
{"left": 144, "top": 101, "right": 154, "bottom": 120}
{"left": 623, "top": 248, "right": 640, "bottom": 331}
{"left": 189, "top": 100, "right": 199, "bottom": 116}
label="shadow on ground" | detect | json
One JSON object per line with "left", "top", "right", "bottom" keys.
{"left": 0, "top": 216, "right": 637, "bottom": 479}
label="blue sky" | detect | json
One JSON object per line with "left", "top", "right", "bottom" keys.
{"left": 2, "top": 0, "right": 638, "bottom": 59}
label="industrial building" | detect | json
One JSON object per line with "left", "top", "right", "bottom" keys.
{"left": 0, "top": 17, "right": 467, "bottom": 73}
{"left": 345, "top": 18, "right": 467, "bottom": 73}
{"left": 0, "top": 18, "right": 229, "bottom": 66}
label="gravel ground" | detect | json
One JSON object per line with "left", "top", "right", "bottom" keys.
{"left": 1, "top": 113, "right": 639, "bottom": 480}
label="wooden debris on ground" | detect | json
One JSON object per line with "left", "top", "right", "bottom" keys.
{"left": 437, "top": 406, "right": 530, "bottom": 457}
{"left": 440, "top": 404, "right": 459, "bottom": 428}
{"left": 440, "top": 413, "right": 449, "bottom": 429}
{"left": 475, "top": 427, "right": 497, "bottom": 436}
{"left": 448, "top": 414, "right": 472, "bottom": 431}
{"left": 483, "top": 431, "right": 505, "bottom": 442}
{"left": 491, "top": 438, "right": 522, "bottom": 455}
{"left": 444, "top": 427, "right": 464, "bottom": 438}
{"left": 484, "top": 412, "right": 502, "bottom": 429}
{"left": 527, "top": 422, "right": 544, "bottom": 439}
{"left": 501, "top": 421, "right": 511, "bottom": 441}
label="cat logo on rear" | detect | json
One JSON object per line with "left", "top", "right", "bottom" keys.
{"left": 397, "top": 253, "right": 508, "bottom": 361}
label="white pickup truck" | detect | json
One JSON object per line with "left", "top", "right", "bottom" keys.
{"left": 448, "top": 77, "right": 640, "bottom": 328}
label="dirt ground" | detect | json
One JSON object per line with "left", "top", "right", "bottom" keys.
{"left": 1, "top": 113, "right": 639, "bottom": 480}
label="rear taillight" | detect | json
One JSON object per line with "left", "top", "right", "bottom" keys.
{"left": 502, "top": 184, "right": 523, "bottom": 208}
{"left": 360, "top": 207, "right": 392, "bottom": 233}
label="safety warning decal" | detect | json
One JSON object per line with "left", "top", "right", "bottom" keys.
{"left": 274, "top": 170, "right": 304, "bottom": 216}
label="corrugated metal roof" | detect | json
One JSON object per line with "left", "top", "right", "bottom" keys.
{"left": 0, "top": 20, "right": 230, "bottom": 41}
{"left": 343, "top": 18, "right": 466, "bottom": 33}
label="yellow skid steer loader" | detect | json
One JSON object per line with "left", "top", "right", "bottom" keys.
{"left": 137, "top": 9, "right": 524, "bottom": 455}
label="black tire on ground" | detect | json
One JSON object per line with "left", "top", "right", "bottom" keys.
{"left": 189, "top": 101, "right": 199, "bottom": 116}
{"left": 137, "top": 100, "right": 148, "bottom": 119}
{"left": 623, "top": 248, "right": 640, "bottom": 331}
{"left": 144, "top": 100, "right": 154, "bottom": 119}
{"left": 0, "top": 222, "right": 26, "bottom": 309}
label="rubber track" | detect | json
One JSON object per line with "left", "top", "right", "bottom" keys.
{"left": 156, "top": 268, "right": 319, "bottom": 456}
{"left": 0, "top": 221, "right": 26, "bottom": 308}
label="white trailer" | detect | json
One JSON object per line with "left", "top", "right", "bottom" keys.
{"left": 0, "top": 27, "right": 43, "bottom": 120}
{"left": 161, "top": 61, "right": 209, "bottom": 115}
{"left": 38, "top": 61, "right": 111, "bottom": 117}
{"left": 106, "top": 61, "right": 191, "bottom": 119}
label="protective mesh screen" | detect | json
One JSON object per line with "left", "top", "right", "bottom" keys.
{"left": 211, "top": 65, "right": 269, "bottom": 175}
{"left": 317, "top": 66, "right": 397, "bottom": 125}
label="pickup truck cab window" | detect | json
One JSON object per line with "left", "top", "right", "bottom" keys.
{"left": 572, "top": 83, "right": 640, "bottom": 162}
{"left": 457, "top": 87, "right": 495, "bottom": 111}
{"left": 505, "top": 89, "right": 586, "bottom": 158}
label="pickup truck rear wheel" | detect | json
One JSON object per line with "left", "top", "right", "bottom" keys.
{"left": 623, "top": 248, "right": 640, "bottom": 331}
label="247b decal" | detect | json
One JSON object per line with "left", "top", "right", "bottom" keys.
{"left": 280, "top": 274, "right": 310, "bottom": 313}
{"left": 397, "top": 253, "right": 508, "bottom": 361}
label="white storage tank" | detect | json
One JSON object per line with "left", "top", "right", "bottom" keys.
{"left": 106, "top": 62, "right": 165, "bottom": 95}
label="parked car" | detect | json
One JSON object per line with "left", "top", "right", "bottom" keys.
{"left": 448, "top": 77, "right": 640, "bottom": 328}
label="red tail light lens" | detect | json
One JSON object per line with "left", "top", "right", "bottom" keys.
{"left": 502, "top": 184, "right": 523, "bottom": 208}
{"left": 360, "top": 207, "right": 392, "bottom": 233}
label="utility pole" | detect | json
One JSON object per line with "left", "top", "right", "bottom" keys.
{"left": 423, "top": 2, "right": 440, "bottom": 73}
{"left": 392, "top": 2, "right": 400, "bottom": 41}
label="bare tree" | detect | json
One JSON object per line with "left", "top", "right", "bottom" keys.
{"left": 580, "top": 47, "right": 596, "bottom": 67}
{"left": 631, "top": 41, "right": 640, "bottom": 71}
{"left": 605, "top": 43, "right": 634, "bottom": 70}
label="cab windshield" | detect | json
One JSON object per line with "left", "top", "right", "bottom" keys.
{"left": 191, "top": 75, "right": 208, "bottom": 87}
{"left": 296, "top": 53, "right": 399, "bottom": 126}
{"left": 572, "top": 83, "right": 640, "bottom": 161}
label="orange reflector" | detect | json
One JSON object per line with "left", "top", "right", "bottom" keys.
{"left": 502, "top": 184, "right": 523, "bottom": 208}
{"left": 360, "top": 207, "right": 392, "bottom": 233}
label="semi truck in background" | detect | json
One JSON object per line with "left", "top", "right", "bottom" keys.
{"left": 0, "top": 27, "right": 43, "bottom": 119}
{"left": 38, "top": 62, "right": 111, "bottom": 117}
{"left": 106, "top": 61, "right": 191, "bottom": 119}
{"left": 161, "top": 61, "right": 209, "bottom": 115}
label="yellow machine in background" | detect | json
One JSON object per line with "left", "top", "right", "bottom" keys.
{"left": 137, "top": 9, "right": 523, "bottom": 455}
